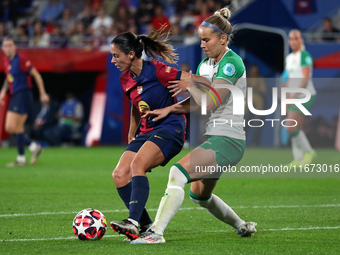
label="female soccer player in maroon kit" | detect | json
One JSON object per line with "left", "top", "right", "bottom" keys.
{"left": 0, "top": 37, "right": 49, "bottom": 166}
{"left": 109, "top": 27, "right": 189, "bottom": 240}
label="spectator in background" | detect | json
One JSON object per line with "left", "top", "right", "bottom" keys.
{"left": 169, "top": 22, "right": 184, "bottom": 44}
{"left": 119, "top": 0, "right": 139, "bottom": 16}
{"left": 59, "top": 7, "right": 76, "bottom": 37}
{"left": 320, "top": 17, "right": 340, "bottom": 42}
{"left": 32, "top": 96, "right": 59, "bottom": 142}
{"left": 14, "top": 24, "right": 29, "bottom": 47}
{"left": 89, "top": 0, "right": 104, "bottom": 11}
{"left": 0, "top": 22, "right": 9, "bottom": 44}
{"left": 49, "top": 23, "right": 67, "bottom": 48}
{"left": 0, "top": 0, "right": 19, "bottom": 26}
{"left": 91, "top": 6, "right": 113, "bottom": 36}
{"left": 183, "top": 24, "right": 199, "bottom": 45}
{"left": 135, "top": 0, "right": 158, "bottom": 34}
{"left": 180, "top": 9, "right": 195, "bottom": 30}
{"left": 43, "top": 92, "right": 84, "bottom": 146}
{"left": 69, "top": 21, "right": 90, "bottom": 47}
{"left": 128, "top": 22, "right": 138, "bottom": 34}
{"left": 66, "top": 0, "right": 87, "bottom": 18}
{"left": 113, "top": 5, "right": 134, "bottom": 34}
{"left": 28, "top": 20, "right": 50, "bottom": 47}
{"left": 245, "top": 64, "right": 267, "bottom": 146}
{"left": 39, "top": 0, "right": 65, "bottom": 24}
{"left": 194, "top": 1, "right": 212, "bottom": 29}
{"left": 77, "top": 5, "right": 96, "bottom": 34}
{"left": 175, "top": 0, "right": 195, "bottom": 16}
{"left": 152, "top": 4, "right": 171, "bottom": 31}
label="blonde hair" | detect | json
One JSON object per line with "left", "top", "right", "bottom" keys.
{"left": 202, "top": 7, "right": 233, "bottom": 44}
{"left": 289, "top": 29, "right": 305, "bottom": 51}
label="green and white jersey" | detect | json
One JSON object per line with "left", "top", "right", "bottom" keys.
{"left": 197, "top": 49, "right": 246, "bottom": 140}
{"left": 285, "top": 50, "right": 316, "bottom": 96}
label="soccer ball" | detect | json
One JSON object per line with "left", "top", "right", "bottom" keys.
{"left": 72, "top": 208, "right": 107, "bottom": 240}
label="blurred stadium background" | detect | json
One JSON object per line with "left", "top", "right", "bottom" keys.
{"left": 0, "top": 0, "right": 340, "bottom": 149}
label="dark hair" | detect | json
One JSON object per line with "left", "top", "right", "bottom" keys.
{"left": 111, "top": 25, "right": 178, "bottom": 64}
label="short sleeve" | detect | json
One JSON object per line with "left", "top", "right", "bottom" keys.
{"left": 153, "top": 61, "right": 181, "bottom": 87}
{"left": 301, "top": 51, "right": 313, "bottom": 67}
{"left": 215, "top": 56, "right": 245, "bottom": 85}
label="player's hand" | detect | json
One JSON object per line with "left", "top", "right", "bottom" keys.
{"left": 40, "top": 93, "right": 50, "bottom": 104}
{"left": 168, "top": 71, "right": 192, "bottom": 97}
{"left": 142, "top": 108, "right": 171, "bottom": 122}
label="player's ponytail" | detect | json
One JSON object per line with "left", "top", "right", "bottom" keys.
{"left": 111, "top": 25, "right": 178, "bottom": 64}
{"left": 202, "top": 7, "right": 233, "bottom": 44}
{"left": 139, "top": 25, "right": 178, "bottom": 64}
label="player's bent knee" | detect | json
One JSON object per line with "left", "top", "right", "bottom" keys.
{"left": 167, "top": 164, "right": 189, "bottom": 188}
{"left": 5, "top": 124, "right": 16, "bottom": 134}
{"left": 189, "top": 193, "right": 212, "bottom": 208}
{"left": 112, "top": 168, "right": 131, "bottom": 186}
{"left": 130, "top": 158, "right": 146, "bottom": 176}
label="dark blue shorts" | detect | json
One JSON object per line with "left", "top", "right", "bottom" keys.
{"left": 8, "top": 90, "right": 33, "bottom": 114}
{"left": 126, "top": 128, "right": 184, "bottom": 166}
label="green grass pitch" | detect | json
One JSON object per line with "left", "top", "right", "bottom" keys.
{"left": 0, "top": 147, "right": 339, "bottom": 254}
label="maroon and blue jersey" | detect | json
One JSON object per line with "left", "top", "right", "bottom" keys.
{"left": 3, "top": 53, "right": 34, "bottom": 95}
{"left": 120, "top": 60, "right": 186, "bottom": 136}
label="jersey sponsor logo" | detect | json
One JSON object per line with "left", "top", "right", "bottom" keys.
{"left": 165, "top": 66, "right": 171, "bottom": 73}
{"left": 137, "top": 86, "right": 143, "bottom": 94}
{"left": 138, "top": 101, "right": 150, "bottom": 113}
{"left": 175, "top": 129, "right": 181, "bottom": 134}
{"left": 7, "top": 74, "right": 14, "bottom": 83}
{"left": 222, "top": 63, "right": 235, "bottom": 76}
{"left": 154, "top": 135, "right": 163, "bottom": 140}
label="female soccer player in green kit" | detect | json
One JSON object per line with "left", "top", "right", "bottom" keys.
{"left": 284, "top": 29, "right": 316, "bottom": 166}
{"left": 131, "top": 7, "right": 257, "bottom": 244}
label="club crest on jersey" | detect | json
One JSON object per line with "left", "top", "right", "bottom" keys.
{"left": 137, "top": 86, "right": 143, "bottom": 94}
{"left": 223, "top": 63, "right": 235, "bottom": 76}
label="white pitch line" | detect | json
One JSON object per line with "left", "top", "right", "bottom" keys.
{"left": 1, "top": 204, "right": 340, "bottom": 218}
{"left": 2, "top": 226, "right": 340, "bottom": 242}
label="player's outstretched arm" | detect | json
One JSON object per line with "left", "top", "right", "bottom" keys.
{"left": 142, "top": 98, "right": 199, "bottom": 122}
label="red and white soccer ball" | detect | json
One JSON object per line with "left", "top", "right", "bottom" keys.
{"left": 72, "top": 208, "right": 107, "bottom": 240}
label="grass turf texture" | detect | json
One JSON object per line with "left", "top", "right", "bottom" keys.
{"left": 0, "top": 147, "right": 339, "bottom": 254}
